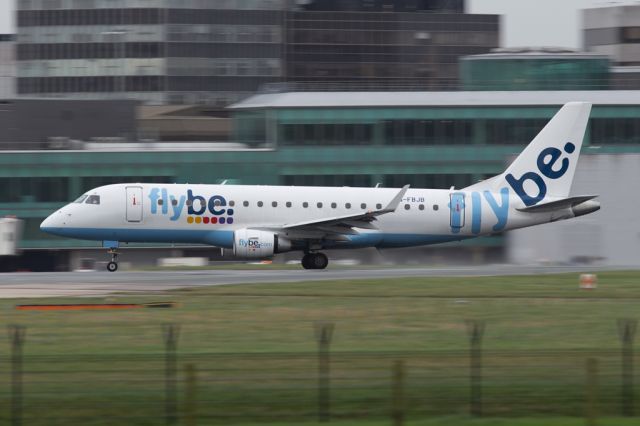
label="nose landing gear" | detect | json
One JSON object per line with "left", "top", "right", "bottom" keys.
{"left": 301, "top": 252, "right": 329, "bottom": 270}
{"left": 106, "top": 248, "right": 119, "bottom": 272}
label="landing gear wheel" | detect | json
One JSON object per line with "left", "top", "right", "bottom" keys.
{"left": 107, "top": 247, "right": 119, "bottom": 272}
{"left": 311, "top": 252, "right": 329, "bottom": 270}
{"left": 301, "top": 254, "right": 313, "bottom": 270}
{"left": 301, "top": 253, "right": 329, "bottom": 270}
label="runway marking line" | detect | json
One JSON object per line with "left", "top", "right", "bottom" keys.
{"left": 15, "top": 302, "right": 177, "bottom": 311}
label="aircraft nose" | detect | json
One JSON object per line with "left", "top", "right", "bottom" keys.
{"left": 40, "top": 209, "right": 67, "bottom": 233}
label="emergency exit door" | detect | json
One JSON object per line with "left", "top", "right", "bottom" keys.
{"left": 450, "top": 192, "right": 465, "bottom": 230}
{"left": 126, "top": 186, "right": 143, "bottom": 222}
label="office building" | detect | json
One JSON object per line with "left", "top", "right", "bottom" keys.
{"left": 16, "top": 0, "right": 497, "bottom": 104}
{"left": 0, "top": 34, "right": 15, "bottom": 98}
{"left": 16, "top": 0, "right": 286, "bottom": 105}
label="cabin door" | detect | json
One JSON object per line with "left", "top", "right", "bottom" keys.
{"left": 126, "top": 186, "right": 143, "bottom": 223}
{"left": 449, "top": 192, "right": 465, "bottom": 230}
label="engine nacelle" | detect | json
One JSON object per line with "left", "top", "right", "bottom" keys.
{"left": 233, "top": 229, "right": 292, "bottom": 259}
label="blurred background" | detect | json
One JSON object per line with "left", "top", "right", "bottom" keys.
{"left": 0, "top": 0, "right": 638, "bottom": 271}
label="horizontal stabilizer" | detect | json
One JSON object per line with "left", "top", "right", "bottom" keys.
{"left": 516, "top": 195, "right": 598, "bottom": 213}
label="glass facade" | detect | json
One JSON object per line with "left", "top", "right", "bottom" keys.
{"left": 233, "top": 101, "right": 640, "bottom": 148}
{"left": 460, "top": 55, "right": 611, "bottom": 91}
{"left": 17, "top": 0, "right": 497, "bottom": 104}
{"left": 285, "top": 11, "right": 498, "bottom": 90}
{"left": 17, "top": 0, "right": 286, "bottom": 105}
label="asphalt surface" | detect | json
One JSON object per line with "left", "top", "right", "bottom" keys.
{"left": 0, "top": 264, "right": 620, "bottom": 298}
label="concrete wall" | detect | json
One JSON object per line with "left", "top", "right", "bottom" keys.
{"left": 0, "top": 99, "right": 137, "bottom": 149}
{"left": 508, "top": 154, "right": 640, "bottom": 266}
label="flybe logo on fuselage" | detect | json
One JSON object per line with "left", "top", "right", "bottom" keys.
{"left": 148, "top": 188, "right": 234, "bottom": 224}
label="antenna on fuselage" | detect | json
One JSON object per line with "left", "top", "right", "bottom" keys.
{"left": 375, "top": 183, "right": 381, "bottom": 188}
{"left": 220, "top": 180, "right": 228, "bottom": 185}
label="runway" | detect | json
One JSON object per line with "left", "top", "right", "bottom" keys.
{"left": 0, "top": 264, "right": 617, "bottom": 298}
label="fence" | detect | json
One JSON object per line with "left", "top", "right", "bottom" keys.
{"left": 2, "top": 320, "right": 639, "bottom": 425}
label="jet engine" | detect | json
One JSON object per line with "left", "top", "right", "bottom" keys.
{"left": 233, "top": 229, "right": 292, "bottom": 258}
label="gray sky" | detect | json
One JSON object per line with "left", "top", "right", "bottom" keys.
{"left": 0, "top": 0, "right": 636, "bottom": 47}
{"left": 0, "top": 0, "right": 14, "bottom": 35}
{"left": 468, "top": 0, "right": 636, "bottom": 48}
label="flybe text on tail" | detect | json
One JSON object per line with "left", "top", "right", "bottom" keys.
{"left": 505, "top": 142, "right": 575, "bottom": 206}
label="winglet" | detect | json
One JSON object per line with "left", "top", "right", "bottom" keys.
{"left": 381, "top": 184, "right": 410, "bottom": 213}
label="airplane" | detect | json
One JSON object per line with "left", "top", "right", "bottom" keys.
{"left": 40, "top": 102, "right": 600, "bottom": 271}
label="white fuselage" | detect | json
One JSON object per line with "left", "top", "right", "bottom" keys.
{"left": 40, "top": 183, "right": 570, "bottom": 250}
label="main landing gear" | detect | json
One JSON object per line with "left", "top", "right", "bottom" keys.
{"left": 301, "top": 252, "right": 328, "bottom": 270}
{"left": 107, "top": 248, "right": 119, "bottom": 272}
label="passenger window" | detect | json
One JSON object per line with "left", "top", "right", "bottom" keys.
{"left": 243, "top": 201, "right": 249, "bottom": 207}
{"left": 158, "top": 199, "right": 163, "bottom": 205}
{"left": 419, "top": 204, "right": 425, "bottom": 211}
{"left": 433, "top": 205, "right": 439, "bottom": 211}
{"left": 303, "top": 202, "right": 309, "bottom": 208}
{"left": 345, "top": 203, "right": 351, "bottom": 209}
{"left": 73, "top": 194, "right": 88, "bottom": 203}
{"left": 317, "top": 202, "right": 323, "bottom": 208}
{"left": 229, "top": 200, "right": 235, "bottom": 207}
{"left": 186, "top": 200, "right": 192, "bottom": 207}
{"left": 272, "top": 201, "right": 278, "bottom": 207}
{"left": 331, "top": 202, "right": 337, "bottom": 209}
{"left": 86, "top": 195, "right": 100, "bottom": 205}
{"left": 171, "top": 199, "right": 178, "bottom": 206}
{"left": 360, "top": 203, "right": 366, "bottom": 209}
{"left": 376, "top": 203, "right": 382, "bottom": 209}
{"left": 214, "top": 200, "right": 221, "bottom": 207}
{"left": 258, "top": 201, "right": 263, "bottom": 207}
{"left": 286, "top": 201, "right": 292, "bottom": 208}
{"left": 404, "top": 204, "right": 410, "bottom": 210}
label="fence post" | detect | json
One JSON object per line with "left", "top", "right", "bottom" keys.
{"left": 8, "top": 325, "right": 26, "bottom": 426}
{"left": 585, "top": 358, "right": 598, "bottom": 426}
{"left": 617, "top": 319, "right": 637, "bottom": 417}
{"left": 391, "top": 360, "right": 405, "bottom": 426}
{"left": 162, "top": 324, "right": 180, "bottom": 425}
{"left": 314, "top": 322, "right": 334, "bottom": 422}
{"left": 184, "top": 363, "right": 197, "bottom": 426}
{"left": 465, "top": 320, "right": 485, "bottom": 417}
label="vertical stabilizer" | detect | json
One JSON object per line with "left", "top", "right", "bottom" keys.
{"left": 465, "top": 102, "right": 592, "bottom": 206}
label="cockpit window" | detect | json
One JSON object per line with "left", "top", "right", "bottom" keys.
{"left": 85, "top": 195, "right": 101, "bottom": 205}
{"left": 74, "top": 194, "right": 88, "bottom": 203}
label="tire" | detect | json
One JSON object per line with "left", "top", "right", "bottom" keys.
{"left": 301, "top": 255, "right": 312, "bottom": 269}
{"left": 107, "top": 262, "right": 118, "bottom": 272}
{"left": 311, "top": 253, "right": 328, "bottom": 270}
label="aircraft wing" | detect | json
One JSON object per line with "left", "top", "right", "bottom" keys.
{"left": 267, "top": 185, "right": 409, "bottom": 237}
